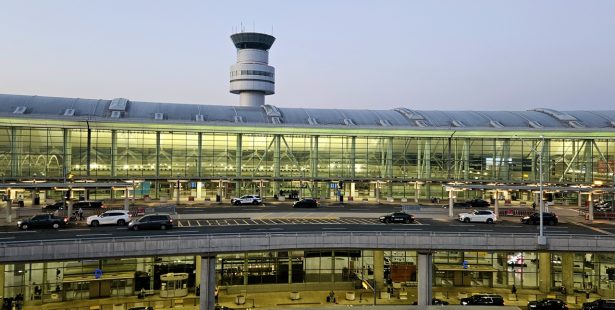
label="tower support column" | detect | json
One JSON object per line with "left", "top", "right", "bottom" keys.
{"left": 417, "top": 251, "right": 433, "bottom": 306}
{"left": 199, "top": 256, "right": 217, "bottom": 310}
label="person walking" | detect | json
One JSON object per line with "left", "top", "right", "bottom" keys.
{"left": 78, "top": 207, "right": 83, "bottom": 221}
{"left": 511, "top": 284, "right": 517, "bottom": 300}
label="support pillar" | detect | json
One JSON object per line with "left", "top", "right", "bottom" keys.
{"left": 417, "top": 251, "right": 433, "bottom": 306}
{"left": 588, "top": 192, "right": 594, "bottom": 223}
{"left": 578, "top": 191, "right": 583, "bottom": 208}
{"left": 273, "top": 135, "right": 281, "bottom": 197}
{"left": 196, "top": 182, "right": 203, "bottom": 199}
{"left": 199, "top": 256, "right": 217, "bottom": 310}
{"left": 0, "top": 263, "right": 4, "bottom": 299}
{"left": 494, "top": 190, "right": 500, "bottom": 218}
{"left": 288, "top": 252, "right": 293, "bottom": 284}
{"left": 236, "top": 134, "right": 242, "bottom": 196}
{"left": 561, "top": 253, "right": 574, "bottom": 294}
{"left": 124, "top": 189, "right": 129, "bottom": 211}
{"left": 538, "top": 252, "right": 552, "bottom": 293}
{"left": 243, "top": 253, "right": 249, "bottom": 286}
{"left": 373, "top": 250, "right": 385, "bottom": 291}
{"left": 195, "top": 255, "right": 201, "bottom": 288}
{"left": 448, "top": 189, "right": 454, "bottom": 217}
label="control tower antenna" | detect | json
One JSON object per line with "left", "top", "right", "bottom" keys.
{"left": 229, "top": 31, "right": 276, "bottom": 107}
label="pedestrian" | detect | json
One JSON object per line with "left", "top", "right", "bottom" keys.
{"left": 511, "top": 284, "right": 517, "bottom": 300}
{"left": 561, "top": 286, "right": 566, "bottom": 295}
{"left": 532, "top": 202, "right": 536, "bottom": 210}
{"left": 78, "top": 207, "right": 83, "bottom": 220}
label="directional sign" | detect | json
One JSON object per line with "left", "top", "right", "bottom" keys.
{"left": 462, "top": 260, "right": 469, "bottom": 269}
{"left": 94, "top": 269, "right": 103, "bottom": 279}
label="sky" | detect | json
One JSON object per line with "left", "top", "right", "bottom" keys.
{"left": 1, "top": 0, "right": 614, "bottom": 111}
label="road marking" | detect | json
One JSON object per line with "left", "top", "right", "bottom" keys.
{"left": 391, "top": 228, "right": 424, "bottom": 231}
{"left": 76, "top": 234, "right": 112, "bottom": 237}
{"left": 0, "top": 237, "right": 16, "bottom": 240}
{"left": 467, "top": 230, "right": 494, "bottom": 232}
{"left": 166, "top": 230, "right": 200, "bottom": 234}
{"left": 323, "top": 227, "right": 347, "bottom": 230}
{"left": 250, "top": 228, "right": 284, "bottom": 231}
{"left": 243, "top": 208, "right": 262, "bottom": 211}
{"left": 196, "top": 220, "right": 201, "bottom": 226}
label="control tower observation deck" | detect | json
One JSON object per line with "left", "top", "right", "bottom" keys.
{"left": 229, "top": 32, "right": 276, "bottom": 107}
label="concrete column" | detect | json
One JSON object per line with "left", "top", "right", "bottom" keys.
{"left": 350, "top": 182, "right": 356, "bottom": 200}
{"left": 195, "top": 255, "right": 201, "bottom": 287}
{"left": 111, "top": 130, "right": 117, "bottom": 177}
{"left": 448, "top": 189, "right": 454, "bottom": 217}
{"left": 243, "top": 253, "right": 249, "bottom": 286}
{"left": 538, "top": 252, "right": 552, "bottom": 293}
{"left": 373, "top": 250, "right": 385, "bottom": 291}
{"left": 124, "top": 189, "right": 129, "bottom": 211}
{"left": 235, "top": 134, "right": 242, "bottom": 196}
{"left": 561, "top": 253, "right": 574, "bottom": 293}
{"left": 0, "top": 263, "right": 4, "bottom": 299}
{"left": 414, "top": 183, "right": 420, "bottom": 204}
{"left": 199, "top": 256, "right": 217, "bottom": 310}
{"left": 331, "top": 251, "right": 336, "bottom": 283}
{"left": 578, "top": 192, "right": 583, "bottom": 208}
{"left": 588, "top": 192, "right": 594, "bottom": 223}
{"left": 196, "top": 182, "right": 203, "bottom": 199}
{"left": 417, "top": 251, "right": 433, "bottom": 306}
{"left": 288, "top": 253, "right": 293, "bottom": 284}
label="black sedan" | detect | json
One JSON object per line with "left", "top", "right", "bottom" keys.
{"left": 42, "top": 202, "right": 65, "bottom": 211}
{"left": 379, "top": 212, "right": 415, "bottom": 224}
{"left": 293, "top": 198, "right": 319, "bottom": 208}
{"left": 528, "top": 298, "right": 568, "bottom": 310}
{"left": 521, "top": 212, "right": 558, "bottom": 225}
{"left": 467, "top": 199, "right": 490, "bottom": 208}
{"left": 582, "top": 299, "right": 615, "bottom": 310}
{"left": 453, "top": 202, "right": 472, "bottom": 208}
{"left": 17, "top": 214, "right": 69, "bottom": 230}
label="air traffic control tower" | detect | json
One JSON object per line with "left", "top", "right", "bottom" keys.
{"left": 230, "top": 32, "right": 276, "bottom": 107}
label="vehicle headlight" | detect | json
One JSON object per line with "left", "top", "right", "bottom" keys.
{"left": 17, "top": 221, "right": 22, "bottom": 225}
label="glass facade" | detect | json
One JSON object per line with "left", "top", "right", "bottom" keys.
{"left": 1, "top": 125, "right": 614, "bottom": 201}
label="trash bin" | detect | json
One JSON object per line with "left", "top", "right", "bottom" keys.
{"left": 340, "top": 195, "right": 344, "bottom": 203}
{"left": 215, "top": 194, "right": 221, "bottom": 203}
{"left": 34, "top": 197, "right": 40, "bottom": 205}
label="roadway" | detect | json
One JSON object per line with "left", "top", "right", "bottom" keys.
{"left": 2, "top": 203, "right": 613, "bottom": 242}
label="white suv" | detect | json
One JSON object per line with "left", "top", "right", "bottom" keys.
{"left": 87, "top": 210, "right": 132, "bottom": 227}
{"left": 230, "top": 195, "right": 262, "bottom": 206}
{"left": 458, "top": 210, "right": 497, "bottom": 224}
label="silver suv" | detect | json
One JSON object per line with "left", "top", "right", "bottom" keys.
{"left": 87, "top": 210, "right": 131, "bottom": 227}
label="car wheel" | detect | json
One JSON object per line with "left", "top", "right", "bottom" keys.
{"left": 91, "top": 220, "right": 99, "bottom": 227}
{"left": 486, "top": 218, "right": 494, "bottom": 224}
{"left": 160, "top": 224, "right": 167, "bottom": 230}
{"left": 464, "top": 218, "right": 470, "bottom": 223}
{"left": 133, "top": 225, "right": 139, "bottom": 231}
{"left": 404, "top": 219, "right": 410, "bottom": 224}
{"left": 21, "top": 224, "right": 28, "bottom": 230}
{"left": 385, "top": 218, "right": 391, "bottom": 224}
{"left": 252, "top": 200, "right": 259, "bottom": 205}
{"left": 117, "top": 219, "right": 125, "bottom": 226}
{"left": 234, "top": 201, "right": 241, "bottom": 206}
{"left": 52, "top": 223, "right": 60, "bottom": 229}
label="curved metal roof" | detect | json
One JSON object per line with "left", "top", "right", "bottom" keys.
{"left": 1, "top": 93, "right": 615, "bottom": 130}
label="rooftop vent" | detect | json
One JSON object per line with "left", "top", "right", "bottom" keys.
{"left": 13, "top": 106, "right": 27, "bottom": 114}
{"left": 415, "top": 120, "right": 429, "bottom": 127}
{"left": 109, "top": 98, "right": 129, "bottom": 111}
{"left": 379, "top": 119, "right": 392, "bottom": 127}
{"left": 271, "top": 117, "right": 282, "bottom": 125}
{"left": 343, "top": 118, "right": 356, "bottom": 126}
{"left": 195, "top": 114, "right": 205, "bottom": 122}
{"left": 489, "top": 120, "right": 504, "bottom": 128}
{"left": 110, "top": 111, "right": 122, "bottom": 118}
{"left": 528, "top": 121, "right": 543, "bottom": 128}
{"left": 451, "top": 120, "right": 465, "bottom": 127}
{"left": 394, "top": 108, "right": 424, "bottom": 120}
{"left": 63, "top": 109, "right": 75, "bottom": 116}
{"left": 234, "top": 115, "right": 244, "bottom": 123}
{"left": 307, "top": 117, "right": 318, "bottom": 125}
{"left": 532, "top": 108, "right": 576, "bottom": 121}
{"left": 568, "top": 121, "right": 585, "bottom": 128}
{"left": 154, "top": 113, "right": 164, "bottom": 120}
{"left": 262, "top": 104, "right": 281, "bottom": 117}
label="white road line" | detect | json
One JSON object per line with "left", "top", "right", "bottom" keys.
{"left": 250, "top": 228, "right": 284, "bottom": 231}
{"left": 166, "top": 230, "right": 200, "bottom": 234}
{"left": 467, "top": 230, "right": 494, "bottom": 232}
{"left": 196, "top": 220, "right": 201, "bottom": 226}
{"left": 76, "top": 234, "right": 112, "bottom": 237}
{"left": 323, "top": 227, "right": 347, "bottom": 230}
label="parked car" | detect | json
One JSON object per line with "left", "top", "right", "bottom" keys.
{"left": 521, "top": 212, "right": 559, "bottom": 225}
{"left": 128, "top": 214, "right": 173, "bottom": 231}
{"left": 72, "top": 200, "right": 106, "bottom": 209}
{"left": 128, "top": 307, "right": 154, "bottom": 310}
{"left": 595, "top": 202, "right": 613, "bottom": 212}
{"left": 458, "top": 210, "right": 497, "bottom": 223}
{"left": 467, "top": 199, "right": 490, "bottom": 208}
{"left": 412, "top": 298, "right": 449, "bottom": 305}
{"left": 230, "top": 195, "right": 262, "bottom": 205}
{"left": 87, "top": 210, "right": 132, "bottom": 227}
{"left": 17, "top": 214, "right": 69, "bottom": 230}
{"left": 42, "top": 202, "right": 65, "bottom": 211}
{"left": 453, "top": 202, "right": 472, "bottom": 208}
{"left": 528, "top": 298, "right": 568, "bottom": 310}
{"left": 379, "top": 212, "right": 415, "bottom": 224}
{"left": 460, "top": 294, "right": 504, "bottom": 306}
{"left": 293, "top": 198, "right": 319, "bottom": 208}
{"left": 582, "top": 299, "right": 615, "bottom": 310}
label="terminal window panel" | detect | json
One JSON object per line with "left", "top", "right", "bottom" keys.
{"left": 69, "top": 129, "right": 88, "bottom": 178}
{"left": 241, "top": 134, "right": 274, "bottom": 177}
{"left": 0, "top": 127, "right": 10, "bottom": 177}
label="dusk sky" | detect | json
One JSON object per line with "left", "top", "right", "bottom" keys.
{"left": 1, "top": 0, "right": 614, "bottom": 111}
